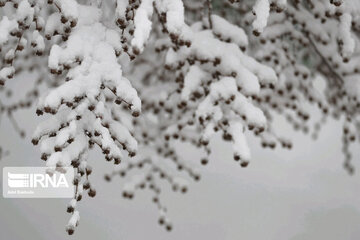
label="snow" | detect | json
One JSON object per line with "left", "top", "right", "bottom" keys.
{"left": 67, "top": 210, "right": 80, "bottom": 228}
{"left": 228, "top": 120, "right": 251, "bottom": 162}
{"left": 34, "top": 4, "right": 142, "bottom": 196}
{"left": 5, "top": 49, "right": 15, "bottom": 62}
{"left": 0, "top": 0, "right": 359, "bottom": 235}
{"left": 252, "top": 0, "right": 270, "bottom": 34}
{"left": 166, "top": 29, "right": 277, "bottom": 95}
{"left": 287, "top": 5, "right": 330, "bottom": 43}
{"left": 344, "top": 75, "right": 360, "bottom": 100}
{"left": 77, "top": 5, "right": 101, "bottom": 26}
{"left": 232, "top": 93, "right": 267, "bottom": 129}
{"left": 105, "top": 29, "right": 122, "bottom": 54}
{"left": 131, "top": 0, "right": 154, "bottom": 52}
{"left": 0, "top": 67, "right": 15, "bottom": 83}
{"left": 181, "top": 66, "right": 207, "bottom": 101}
{"left": 54, "top": 0, "right": 79, "bottom": 20}
{"left": 274, "top": 0, "right": 287, "bottom": 9}
{"left": 45, "top": 13, "right": 62, "bottom": 37}
{"left": 44, "top": 14, "right": 141, "bottom": 114}
{"left": 338, "top": 13, "right": 355, "bottom": 59}
{"left": 31, "top": 30, "right": 45, "bottom": 52}
{"left": 211, "top": 14, "right": 248, "bottom": 48}
{"left": 0, "top": 17, "right": 18, "bottom": 45}
{"left": 16, "top": 0, "right": 34, "bottom": 24}
{"left": 156, "top": 0, "right": 185, "bottom": 34}
{"left": 116, "top": 0, "right": 128, "bottom": 20}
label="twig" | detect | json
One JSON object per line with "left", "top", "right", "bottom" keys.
{"left": 306, "top": 35, "right": 344, "bottom": 87}
{"left": 206, "top": 0, "right": 213, "bottom": 29}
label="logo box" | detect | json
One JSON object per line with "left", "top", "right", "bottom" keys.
{"left": 3, "top": 167, "right": 75, "bottom": 198}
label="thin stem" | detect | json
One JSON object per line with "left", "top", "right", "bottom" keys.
{"left": 206, "top": 0, "right": 213, "bottom": 29}
{"left": 306, "top": 36, "right": 344, "bottom": 87}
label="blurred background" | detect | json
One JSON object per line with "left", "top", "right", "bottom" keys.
{"left": 1, "top": 93, "right": 360, "bottom": 240}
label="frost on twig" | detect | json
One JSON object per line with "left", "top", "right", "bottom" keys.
{"left": 31, "top": 2, "right": 141, "bottom": 235}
